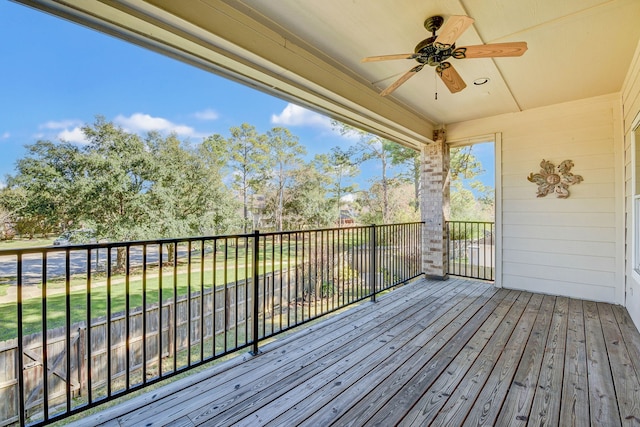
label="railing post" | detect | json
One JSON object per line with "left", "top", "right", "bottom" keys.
{"left": 251, "top": 230, "right": 261, "bottom": 355}
{"left": 370, "top": 224, "right": 377, "bottom": 303}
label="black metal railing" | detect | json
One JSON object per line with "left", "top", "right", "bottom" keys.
{"left": 446, "top": 221, "right": 495, "bottom": 281}
{"left": 0, "top": 222, "right": 423, "bottom": 426}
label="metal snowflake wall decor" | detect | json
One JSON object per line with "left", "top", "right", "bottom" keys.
{"left": 527, "top": 159, "right": 583, "bottom": 198}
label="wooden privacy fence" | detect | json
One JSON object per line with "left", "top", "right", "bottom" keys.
{"left": 1, "top": 276, "right": 257, "bottom": 426}
{"left": 0, "top": 262, "right": 366, "bottom": 425}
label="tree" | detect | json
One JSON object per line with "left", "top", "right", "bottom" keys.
{"left": 199, "top": 134, "right": 243, "bottom": 235}
{"left": 449, "top": 145, "right": 494, "bottom": 221}
{"left": 355, "top": 180, "right": 420, "bottom": 225}
{"left": 76, "top": 117, "right": 155, "bottom": 242}
{"left": 226, "top": 124, "right": 269, "bottom": 232}
{"left": 450, "top": 145, "right": 484, "bottom": 181}
{"left": 6, "top": 140, "right": 84, "bottom": 236}
{"left": 263, "top": 127, "right": 306, "bottom": 232}
{"left": 281, "top": 157, "right": 334, "bottom": 229}
{"left": 331, "top": 121, "right": 397, "bottom": 223}
{"left": 316, "top": 147, "right": 359, "bottom": 224}
{"left": 387, "top": 144, "right": 420, "bottom": 211}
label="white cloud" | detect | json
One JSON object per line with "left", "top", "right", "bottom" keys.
{"left": 341, "top": 194, "right": 356, "bottom": 203}
{"left": 271, "top": 103, "right": 331, "bottom": 128}
{"left": 114, "top": 113, "right": 195, "bottom": 136}
{"left": 40, "top": 119, "right": 82, "bottom": 130}
{"left": 57, "top": 127, "right": 88, "bottom": 144}
{"left": 194, "top": 108, "right": 219, "bottom": 121}
{"left": 1, "top": 132, "right": 9, "bottom": 139}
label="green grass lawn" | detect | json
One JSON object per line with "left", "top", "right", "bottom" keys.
{"left": 0, "top": 254, "right": 295, "bottom": 341}
{"left": 0, "top": 237, "right": 54, "bottom": 250}
{"left": 0, "top": 235, "right": 372, "bottom": 341}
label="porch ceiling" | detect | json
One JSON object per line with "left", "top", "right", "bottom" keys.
{"left": 16, "top": 0, "right": 640, "bottom": 149}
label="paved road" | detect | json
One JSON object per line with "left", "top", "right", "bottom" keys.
{"left": 0, "top": 246, "right": 191, "bottom": 286}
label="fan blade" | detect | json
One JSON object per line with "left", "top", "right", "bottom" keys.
{"left": 380, "top": 64, "right": 424, "bottom": 96}
{"left": 361, "top": 53, "right": 416, "bottom": 62}
{"left": 436, "top": 62, "right": 466, "bottom": 93}
{"left": 452, "top": 42, "right": 528, "bottom": 59}
{"left": 434, "top": 15, "right": 474, "bottom": 48}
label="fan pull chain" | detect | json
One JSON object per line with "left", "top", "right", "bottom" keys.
{"left": 434, "top": 69, "right": 438, "bottom": 100}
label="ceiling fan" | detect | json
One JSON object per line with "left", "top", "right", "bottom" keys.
{"left": 362, "top": 15, "right": 527, "bottom": 96}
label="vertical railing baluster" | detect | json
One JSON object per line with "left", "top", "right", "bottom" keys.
{"left": 187, "top": 241, "right": 192, "bottom": 365}
{"left": 212, "top": 239, "right": 217, "bottom": 356}
{"left": 251, "top": 230, "right": 260, "bottom": 355}
{"left": 42, "top": 252, "right": 49, "bottom": 420}
{"left": 17, "top": 253, "right": 25, "bottom": 427}
{"left": 244, "top": 236, "right": 249, "bottom": 345}
{"left": 295, "top": 232, "right": 299, "bottom": 325}
{"left": 106, "top": 248, "right": 112, "bottom": 397}
{"left": 85, "top": 248, "right": 91, "bottom": 404}
{"left": 125, "top": 245, "right": 130, "bottom": 390}
{"left": 279, "top": 235, "right": 283, "bottom": 331}
{"left": 158, "top": 244, "right": 163, "bottom": 376}
{"left": 223, "top": 239, "right": 228, "bottom": 353}
{"left": 234, "top": 237, "right": 239, "bottom": 349}
{"left": 200, "top": 240, "right": 205, "bottom": 360}
{"left": 271, "top": 235, "right": 275, "bottom": 332}
{"left": 65, "top": 248, "right": 71, "bottom": 413}
{"left": 142, "top": 244, "right": 147, "bottom": 383}
{"left": 172, "top": 242, "right": 178, "bottom": 373}
{"left": 286, "top": 234, "right": 291, "bottom": 329}
{"left": 370, "top": 225, "right": 377, "bottom": 302}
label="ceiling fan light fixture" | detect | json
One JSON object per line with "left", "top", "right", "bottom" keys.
{"left": 473, "top": 77, "right": 490, "bottom": 85}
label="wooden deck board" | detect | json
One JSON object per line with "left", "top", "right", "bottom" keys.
{"left": 69, "top": 278, "right": 640, "bottom": 427}
{"left": 211, "top": 280, "right": 489, "bottom": 427}
{"left": 493, "top": 294, "right": 555, "bottom": 426}
{"left": 559, "top": 298, "right": 589, "bottom": 427}
{"left": 462, "top": 293, "right": 545, "bottom": 427}
{"left": 397, "top": 289, "right": 521, "bottom": 426}
{"left": 527, "top": 295, "right": 569, "bottom": 426}
{"left": 597, "top": 303, "right": 640, "bottom": 423}
{"left": 293, "top": 286, "right": 501, "bottom": 427}
{"left": 584, "top": 300, "right": 621, "bottom": 426}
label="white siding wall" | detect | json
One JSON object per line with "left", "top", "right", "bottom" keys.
{"left": 623, "top": 40, "right": 640, "bottom": 330}
{"left": 447, "top": 93, "right": 624, "bottom": 304}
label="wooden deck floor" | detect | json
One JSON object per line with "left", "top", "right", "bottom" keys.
{"left": 72, "top": 277, "right": 640, "bottom": 427}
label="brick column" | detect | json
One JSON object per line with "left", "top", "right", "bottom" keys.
{"left": 421, "top": 129, "right": 450, "bottom": 280}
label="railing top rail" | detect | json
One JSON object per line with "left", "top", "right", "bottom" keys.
{"left": 0, "top": 222, "right": 425, "bottom": 256}
{"left": 445, "top": 220, "right": 495, "bottom": 225}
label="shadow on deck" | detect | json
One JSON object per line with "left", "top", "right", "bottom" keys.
{"left": 68, "top": 277, "right": 640, "bottom": 426}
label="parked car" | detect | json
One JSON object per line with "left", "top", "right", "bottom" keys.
{"left": 53, "top": 229, "right": 97, "bottom": 246}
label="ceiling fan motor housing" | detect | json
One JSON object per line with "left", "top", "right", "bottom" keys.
{"left": 414, "top": 37, "right": 456, "bottom": 67}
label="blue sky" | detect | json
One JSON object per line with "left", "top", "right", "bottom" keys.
{"left": 0, "top": 1, "right": 494, "bottom": 190}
